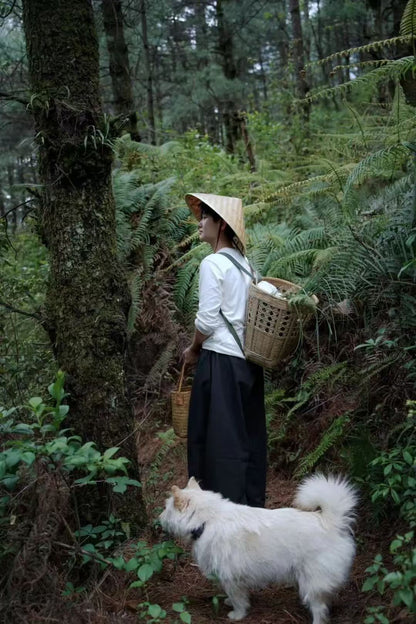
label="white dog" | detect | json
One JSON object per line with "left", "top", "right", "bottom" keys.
{"left": 159, "top": 474, "right": 357, "bottom": 623}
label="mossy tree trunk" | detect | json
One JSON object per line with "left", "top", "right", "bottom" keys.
{"left": 21, "top": 0, "right": 146, "bottom": 529}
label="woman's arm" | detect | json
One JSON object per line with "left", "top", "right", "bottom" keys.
{"left": 182, "top": 328, "right": 209, "bottom": 365}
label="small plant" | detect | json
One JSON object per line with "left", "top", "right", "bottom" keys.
{"left": 115, "top": 540, "right": 182, "bottom": 588}
{"left": 74, "top": 514, "right": 127, "bottom": 557}
{"left": 364, "top": 605, "right": 390, "bottom": 624}
{"left": 0, "top": 371, "right": 142, "bottom": 499}
{"left": 172, "top": 597, "right": 192, "bottom": 623}
{"left": 363, "top": 533, "right": 416, "bottom": 616}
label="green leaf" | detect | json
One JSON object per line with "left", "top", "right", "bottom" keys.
{"left": 5, "top": 450, "right": 21, "bottom": 468}
{"left": 2, "top": 475, "right": 19, "bottom": 490}
{"left": 173, "top": 602, "right": 184, "bottom": 612}
{"left": 180, "top": 613, "right": 191, "bottom": 624}
{"left": 103, "top": 447, "right": 120, "bottom": 460}
{"left": 148, "top": 604, "right": 162, "bottom": 618}
{"left": 125, "top": 557, "right": 139, "bottom": 572}
{"left": 110, "top": 556, "right": 126, "bottom": 570}
{"left": 397, "top": 588, "right": 414, "bottom": 608}
{"left": 13, "top": 423, "right": 34, "bottom": 435}
{"left": 21, "top": 452, "right": 36, "bottom": 465}
{"left": 362, "top": 577, "right": 377, "bottom": 592}
{"left": 390, "top": 489, "right": 400, "bottom": 504}
{"left": 137, "top": 563, "right": 154, "bottom": 582}
{"left": 28, "top": 397, "right": 43, "bottom": 409}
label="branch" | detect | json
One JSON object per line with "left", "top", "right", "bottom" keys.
{"left": 0, "top": 300, "right": 42, "bottom": 322}
{"left": 1, "top": 199, "right": 35, "bottom": 219}
{"left": 0, "top": 0, "right": 17, "bottom": 19}
{"left": 0, "top": 91, "right": 29, "bottom": 106}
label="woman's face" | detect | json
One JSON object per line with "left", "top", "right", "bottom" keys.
{"left": 198, "top": 212, "right": 220, "bottom": 248}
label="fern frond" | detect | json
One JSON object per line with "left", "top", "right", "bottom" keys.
{"left": 144, "top": 341, "right": 176, "bottom": 391}
{"left": 305, "top": 57, "right": 416, "bottom": 105}
{"left": 305, "top": 35, "right": 416, "bottom": 70}
{"left": 400, "top": 0, "right": 416, "bottom": 36}
{"left": 295, "top": 413, "right": 351, "bottom": 478}
{"left": 127, "top": 270, "right": 144, "bottom": 335}
{"left": 343, "top": 144, "right": 410, "bottom": 201}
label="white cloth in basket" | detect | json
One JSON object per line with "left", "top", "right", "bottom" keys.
{"left": 256, "top": 280, "right": 285, "bottom": 299}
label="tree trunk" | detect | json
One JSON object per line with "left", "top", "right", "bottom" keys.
{"left": 140, "top": 0, "right": 156, "bottom": 144}
{"left": 289, "top": 0, "right": 310, "bottom": 120}
{"left": 216, "top": 0, "right": 241, "bottom": 154}
{"left": 21, "top": 0, "right": 146, "bottom": 529}
{"left": 101, "top": 0, "right": 140, "bottom": 141}
{"left": 0, "top": 177, "right": 5, "bottom": 219}
{"left": 7, "top": 164, "right": 16, "bottom": 234}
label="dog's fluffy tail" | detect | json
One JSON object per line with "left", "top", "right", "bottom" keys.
{"left": 294, "top": 473, "right": 357, "bottom": 532}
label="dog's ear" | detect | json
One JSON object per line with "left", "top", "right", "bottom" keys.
{"left": 186, "top": 476, "right": 201, "bottom": 490}
{"left": 171, "top": 485, "right": 189, "bottom": 512}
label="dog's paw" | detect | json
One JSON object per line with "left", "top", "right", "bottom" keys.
{"left": 224, "top": 598, "right": 232, "bottom": 607}
{"left": 227, "top": 609, "right": 247, "bottom": 620}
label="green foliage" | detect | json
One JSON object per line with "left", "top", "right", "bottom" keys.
{"left": 0, "top": 371, "right": 142, "bottom": 560}
{"left": 366, "top": 402, "right": 416, "bottom": 522}
{"left": 400, "top": 0, "right": 416, "bottom": 36}
{"left": 0, "top": 229, "right": 56, "bottom": 405}
{"left": 362, "top": 401, "right": 416, "bottom": 620}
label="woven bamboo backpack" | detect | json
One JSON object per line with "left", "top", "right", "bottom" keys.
{"left": 219, "top": 254, "right": 318, "bottom": 369}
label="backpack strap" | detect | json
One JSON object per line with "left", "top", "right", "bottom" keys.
{"left": 219, "top": 252, "right": 259, "bottom": 282}
{"left": 219, "top": 309, "right": 245, "bottom": 356}
{"left": 218, "top": 252, "right": 256, "bottom": 357}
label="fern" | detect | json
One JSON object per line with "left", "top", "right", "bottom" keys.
{"left": 295, "top": 413, "right": 351, "bottom": 478}
{"left": 144, "top": 341, "right": 176, "bottom": 392}
{"left": 127, "top": 269, "right": 144, "bottom": 336}
{"left": 400, "top": 0, "right": 416, "bottom": 37}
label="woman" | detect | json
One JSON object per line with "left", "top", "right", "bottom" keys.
{"left": 183, "top": 193, "right": 267, "bottom": 507}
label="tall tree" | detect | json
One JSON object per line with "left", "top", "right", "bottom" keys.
{"left": 140, "top": 0, "right": 156, "bottom": 144}
{"left": 101, "top": 0, "right": 141, "bottom": 141}
{"left": 289, "top": 0, "right": 310, "bottom": 118}
{"left": 216, "top": 0, "right": 242, "bottom": 154}
{"left": 21, "top": 0, "right": 146, "bottom": 527}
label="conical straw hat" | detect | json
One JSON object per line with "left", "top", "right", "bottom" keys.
{"left": 185, "top": 192, "right": 246, "bottom": 254}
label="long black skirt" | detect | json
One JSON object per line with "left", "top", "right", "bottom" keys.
{"left": 187, "top": 350, "right": 267, "bottom": 507}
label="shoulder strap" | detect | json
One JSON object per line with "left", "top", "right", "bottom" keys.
{"left": 219, "top": 310, "right": 245, "bottom": 355}
{"left": 220, "top": 252, "right": 257, "bottom": 281}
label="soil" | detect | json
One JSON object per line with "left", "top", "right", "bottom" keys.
{"left": 100, "top": 424, "right": 410, "bottom": 624}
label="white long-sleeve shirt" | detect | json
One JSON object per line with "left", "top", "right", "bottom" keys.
{"left": 195, "top": 248, "right": 253, "bottom": 359}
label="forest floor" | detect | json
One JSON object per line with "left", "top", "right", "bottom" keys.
{"left": 96, "top": 422, "right": 411, "bottom": 624}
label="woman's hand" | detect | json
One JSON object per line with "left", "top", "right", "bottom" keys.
{"left": 182, "top": 345, "right": 200, "bottom": 366}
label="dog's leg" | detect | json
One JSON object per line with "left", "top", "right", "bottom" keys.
{"left": 222, "top": 581, "right": 250, "bottom": 620}
{"left": 306, "top": 597, "right": 329, "bottom": 624}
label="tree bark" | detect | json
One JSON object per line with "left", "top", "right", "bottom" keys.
{"left": 289, "top": 0, "right": 310, "bottom": 120}
{"left": 101, "top": 0, "right": 141, "bottom": 141}
{"left": 21, "top": 0, "right": 146, "bottom": 529}
{"left": 140, "top": 0, "right": 156, "bottom": 144}
{"left": 216, "top": 0, "right": 241, "bottom": 154}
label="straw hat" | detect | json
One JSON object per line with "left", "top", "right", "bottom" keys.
{"left": 185, "top": 192, "right": 246, "bottom": 254}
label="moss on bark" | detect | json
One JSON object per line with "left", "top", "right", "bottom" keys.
{"left": 22, "top": 0, "right": 146, "bottom": 530}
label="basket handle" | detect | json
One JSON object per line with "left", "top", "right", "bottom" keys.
{"left": 177, "top": 362, "right": 186, "bottom": 392}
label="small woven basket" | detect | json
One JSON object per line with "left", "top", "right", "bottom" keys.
{"left": 171, "top": 363, "right": 192, "bottom": 438}
{"left": 245, "top": 277, "right": 318, "bottom": 368}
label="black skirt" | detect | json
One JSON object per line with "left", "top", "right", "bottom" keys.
{"left": 187, "top": 350, "right": 267, "bottom": 507}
